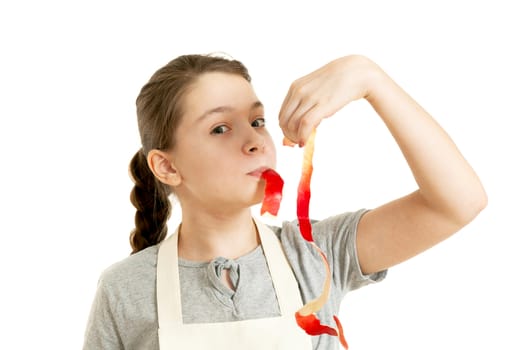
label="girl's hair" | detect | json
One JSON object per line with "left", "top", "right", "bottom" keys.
{"left": 129, "top": 54, "right": 251, "bottom": 254}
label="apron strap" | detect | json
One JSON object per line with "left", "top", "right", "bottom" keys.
{"left": 253, "top": 218, "right": 304, "bottom": 315}
{"left": 157, "top": 229, "right": 183, "bottom": 326}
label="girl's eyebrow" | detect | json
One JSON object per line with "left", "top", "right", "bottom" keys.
{"left": 197, "top": 101, "right": 264, "bottom": 122}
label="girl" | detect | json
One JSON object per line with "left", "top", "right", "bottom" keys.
{"left": 83, "top": 54, "right": 487, "bottom": 349}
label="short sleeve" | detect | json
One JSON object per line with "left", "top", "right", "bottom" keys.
{"left": 312, "top": 209, "right": 387, "bottom": 294}
{"left": 83, "top": 276, "right": 124, "bottom": 350}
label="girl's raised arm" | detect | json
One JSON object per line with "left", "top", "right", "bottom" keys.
{"left": 279, "top": 55, "right": 487, "bottom": 275}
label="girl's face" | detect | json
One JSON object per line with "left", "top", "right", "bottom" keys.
{"left": 171, "top": 72, "right": 276, "bottom": 214}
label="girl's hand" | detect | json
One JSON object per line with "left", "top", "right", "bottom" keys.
{"left": 278, "top": 55, "right": 380, "bottom": 146}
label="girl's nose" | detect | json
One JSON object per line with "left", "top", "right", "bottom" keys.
{"left": 242, "top": 131, "right": 265, "bottom": 155}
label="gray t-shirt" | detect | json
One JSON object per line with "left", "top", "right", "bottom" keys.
{"left": 83, "top": 210, "right": 386, "bottom": 349}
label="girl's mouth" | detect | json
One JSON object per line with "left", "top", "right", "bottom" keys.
{"left": 247, "top": 166, "right": 269, "bottom": 178}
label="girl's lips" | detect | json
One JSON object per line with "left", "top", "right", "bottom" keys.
{"left": 248, "top": 167, "right": 269, "bottom": 178}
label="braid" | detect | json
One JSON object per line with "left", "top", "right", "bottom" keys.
{"left": 129, "top": 150, "right": 171, "bottom": 254}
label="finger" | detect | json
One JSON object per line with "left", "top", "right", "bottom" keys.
{"left": 282, "top": 87, "right": 317, "bottom": 140}
{"left": 286, "top": 101, "right": 318, "bottom": 145}
{"left": 278, "top": 77, "right": 309, "bottom": 127}
{"left": 279, "top": 99, "right": 299, "bottom": 138}
{"left": 278, "top": 85, "right": 296, "bottom": 126}
{"left": 296, "top": 104, "right": 323, "bottom": 145}
{"left": 282, "top": 136, "right": 296, "bottom": 147}
{"left": 281, "top": 98, "right": 316, "bottom": 145}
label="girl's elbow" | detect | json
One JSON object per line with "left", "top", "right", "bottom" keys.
{"left": 457, "top": 187, "right": 488, "bottom": 226}
{"left": 473, "top": 188, "right": 488, "bottom": 218}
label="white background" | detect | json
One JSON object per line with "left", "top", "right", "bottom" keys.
{"left": 1, "top": 1, "right": 524, "bottom": 349}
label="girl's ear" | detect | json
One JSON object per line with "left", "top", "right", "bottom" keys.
{"left": 147, "top": 149, "right": 182, "bottom": 187}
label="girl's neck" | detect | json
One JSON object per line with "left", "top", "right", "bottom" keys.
{"left": 177, "top": 208, "right": 259, "bottom": 262}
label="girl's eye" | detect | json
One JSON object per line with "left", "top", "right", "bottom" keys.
{"left": 211, "top": 125, "right": 231, "bottom": 135}
{"left": 251, "top": 117, "right": 266, "bottom": 128}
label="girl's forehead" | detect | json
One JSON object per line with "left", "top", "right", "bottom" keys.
{"left": 183, "top": 72, "right": 259, "bottom": 119}
{"left": 192, "top": 72, "right": 255, "bottom": 101}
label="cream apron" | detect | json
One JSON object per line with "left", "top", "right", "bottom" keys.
{"left": 156, "top": 219, "right": 312, "bottom": 349}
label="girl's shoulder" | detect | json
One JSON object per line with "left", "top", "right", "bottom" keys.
{"left": 98, "top": 244, "right": 160, "bottom": 291}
